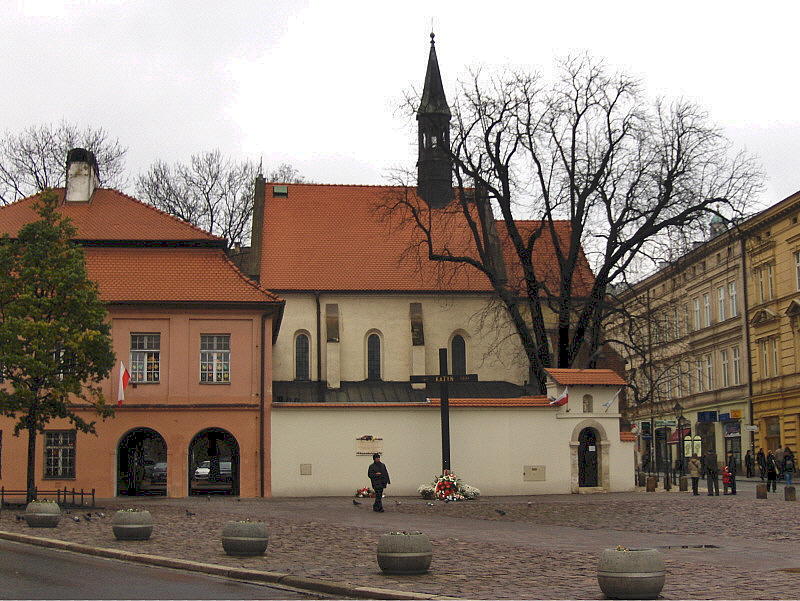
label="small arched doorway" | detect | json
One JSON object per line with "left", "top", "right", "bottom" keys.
{"left": 188, "top": 428, "right": 240, "bottom": 496}
{"left": 117, "top": 428, "right": 167, "bottom": 496}
{"left": 578, "top": 428, "right": 599, "bottom": 487}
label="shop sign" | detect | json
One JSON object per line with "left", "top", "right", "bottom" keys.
{"left": 723, "top": 421, "right": 741, "bottom": 438}
{"left": 655, "top": 419, "right": 677, "bottom": 427}
{"left": 730, "top": 409, "right": 743, "bottom": 419}
{"left": 744, "top": 425, "right": 759, "bottom": 432}
{"left": 697, "top": 411, "right": 718, "bottom": 423}
{"left": 719, "top": 412, "right": 731, "bottom": 422}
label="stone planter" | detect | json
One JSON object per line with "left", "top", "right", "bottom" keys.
{"left": 377, "top": 532, "right": 432, "bottom": 575}
{"left": 24, "top": 500, "right": 61, "bottom": 528}
{"left": 597, "top": 548, "right": 665, "bottom": 600}
{"left": 221, "top": 521, "right": 268, "bottom": 556}
{"left": 111, "top": 510, "right": 153, "bottom": 540}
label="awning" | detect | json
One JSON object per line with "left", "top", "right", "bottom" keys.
{"left": 667, "top": 428, "right": 691, "bottom": 444}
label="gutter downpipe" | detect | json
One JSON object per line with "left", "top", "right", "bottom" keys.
{"left": 740, "top": 234, "right": 756, "bottom": 457}
{"left": 259, "top": 312, "right": 267, "bottom": 498}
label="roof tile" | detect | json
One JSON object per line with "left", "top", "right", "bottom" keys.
{"left": 545, "top": 368, "right": 627, "bottom": 386}
{"left": 259, "top": 184, "right": 595, "bottom": 293}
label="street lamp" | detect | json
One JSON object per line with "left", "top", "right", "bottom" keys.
{"left": 674, "top": 401, "right": 685, "bottom": 477}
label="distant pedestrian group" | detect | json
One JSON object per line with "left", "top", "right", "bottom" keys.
{"left": 684, "top": 446, "right": 794, "bottom": 498}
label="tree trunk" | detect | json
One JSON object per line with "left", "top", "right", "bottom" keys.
{"left": 26, "top": 424, "right": 36, "bottom": 502}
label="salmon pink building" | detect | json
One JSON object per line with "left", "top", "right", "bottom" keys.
{"left": 0, "top": 150, "right": 283, "bottom": 499}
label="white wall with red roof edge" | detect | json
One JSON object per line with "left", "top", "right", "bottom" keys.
{"left": 270, "top": 377, "right": 634, "bottom": 497}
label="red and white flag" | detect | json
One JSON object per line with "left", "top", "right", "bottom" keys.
{"left": 549, "top": 386, "right": 569, "bottom": 407}
{"left": 117, "top": 361, "right": 130, "bottom": 407}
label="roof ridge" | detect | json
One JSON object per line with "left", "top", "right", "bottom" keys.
{"left": 219, "top": 252, "right": 284, "bottom": 303}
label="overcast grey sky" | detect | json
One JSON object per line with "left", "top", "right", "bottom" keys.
{"left": 2, "top": 0, "right": 798, "bottom": 207}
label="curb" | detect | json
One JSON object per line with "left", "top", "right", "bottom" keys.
{"left": 0, "top": 530, "right": 456, "bottom": 600}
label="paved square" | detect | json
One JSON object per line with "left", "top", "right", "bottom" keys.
{"left": 2, "top": 481, "right": 798, "bottom": 599}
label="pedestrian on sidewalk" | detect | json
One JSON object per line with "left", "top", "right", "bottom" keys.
{"left": 367, "top": 453, "right": 390, "bottom": 513}
{"left": 782, "top": 447, "right": 795, "bottom": 486}
{"left": 757, "top": 448, "right": 766, "bottom": 481}
{"left": 766, "top": 451, "right": 779, "bottom": 492}
{"left": 726, "top": 451, "right": 737, "bottom": 495}
{"left": 687, "top": 453, "right": 702, "bottom": 496}
{"left": 702, "top": 449, "right": 720, "bottom": 496}
{"left": 745, "top": 449, "right": 755, "bottom": 478}
{"left": 775, "top": 447, "right": 785, "bottom": 480}
{"left": 722, "top": 466, "right": 732, "bottom": 495}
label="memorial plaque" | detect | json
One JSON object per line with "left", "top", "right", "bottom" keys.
{"left": 356, "top": 436, "right": 384, "bottom": 456}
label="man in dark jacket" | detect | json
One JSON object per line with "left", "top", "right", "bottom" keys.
{"left": 726, "top": 451, "right": 738, "bottom": 495}
{"left": 368, "top": 454, "right": 390, "bottom": 512}
{"left": 702, "top": 449, "right": 720, "bottom": 496}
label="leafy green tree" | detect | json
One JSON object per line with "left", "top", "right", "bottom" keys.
{"left": 0, "top": 190, "right": 115, "bottom": 500}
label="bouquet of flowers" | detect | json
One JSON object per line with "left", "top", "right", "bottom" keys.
{"left": 418, "top": 471, "right": 480, "bottom": 501}
{"left": 355, "top": 487, "right": 375, "bottom": 498}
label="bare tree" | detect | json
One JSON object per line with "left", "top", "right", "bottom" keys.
{"left": 0, "top": 121, "right": 128, "bottom": 205}
{"left": 136, "top": 151, "right": 304, "bottom": 246}
{"left": 387, "top": 55, "right": 763, "bottom": 393}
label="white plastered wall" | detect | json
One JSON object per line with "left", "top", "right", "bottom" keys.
{"left": 271, "top": 293, "right": 532, "bottom": 387}
{"left": 270, "top": 406, "right": 635, "bottom": 496}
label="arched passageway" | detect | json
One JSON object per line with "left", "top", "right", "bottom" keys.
{"left": 188, "top": 428, "right": 240, "bottom": 496}
{"left": 117, "top": 428, "right": 168, "bottom": 496}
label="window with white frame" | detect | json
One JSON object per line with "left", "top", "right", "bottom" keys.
{"left": 200, "top": 334, "right": 230, "bottom": 383}
{"left": 130, "top": 333, "right": 160, "bottom": 383}
{"left": 721, "top": 349, "right": 729, "bottom": 387}
{"left": 705, "top": 353, "right": 713, "bottom": 389}
{"left": 693, "top": 298, "right": 700, "bottom": 330}
{"left": 717, "top": 286, "right": 726, "bottom": 321}
{"left": 683, "top": 303, "right": 690, "bottom": 333}
{"left": 767, "top": 263, "right": 775, "bottom": 299}
{"left": 673, "top": 308, "right": 680, "bottom": 339}
{"left": 760, "top": 339, "right": 769, "bottom": 378}
{"left": 696, "top": 359, "right": 704, "bottom": 392}
{"left": 758, "top": 266, "right": 766, "bottom": 302}
{"left": 44, "top": 430, "right": 75, "bottom": 479}
{"left": 687, "top": 362, "right": 694, "bottom": 394}
{"left": 729, "top": 282, "right": 738, "bottom": 317}
{"left": 703, "top": 293, "right": 711, "bottom": 327}
{"left": 732, "top": 346, "right": 741, "bottom": 385}
{"left": 771, "top": 337, "right": 779, "bottom": 377}
{"left": 795, "top": 251, "right": 800, "bottom": 291}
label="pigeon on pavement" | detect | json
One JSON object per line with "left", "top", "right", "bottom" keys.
{"left": 494, "top": 509, "right": 507, "bottom": 516}
{"left": 185, "top": 510, "right": 196, "bottom": 517}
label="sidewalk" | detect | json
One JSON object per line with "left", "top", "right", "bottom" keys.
{"left": 2, "top": 491, "right": 800, "bottom": 599}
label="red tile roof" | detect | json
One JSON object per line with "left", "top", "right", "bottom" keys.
{"left": 86, "top": 247, "right": 280, "bottom": 304}
{"left": 545, "top": 368, "right": 627, "bottom": 386}
{"left": 259, "top": 184, "right": 595, "bottom": 293}
{"left": 0, "top": 189, "right": 220, "bottom": 241}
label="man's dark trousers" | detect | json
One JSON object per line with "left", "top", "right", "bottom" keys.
{"left": 729, "top": 475, "right": 736, "bottom": 495}
{"left": 707, "top": 471, "right": 719, "bottom": 495}
{"left": 373, "top": 486, "right": 384, "bottom": 511}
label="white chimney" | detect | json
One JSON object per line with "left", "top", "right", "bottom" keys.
{"left": 65, "top": 148, "right": 99, "bottom": 202}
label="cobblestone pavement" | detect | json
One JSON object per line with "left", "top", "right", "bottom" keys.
{"left": 2, "top": 489, "right": 800, "bottom": 599}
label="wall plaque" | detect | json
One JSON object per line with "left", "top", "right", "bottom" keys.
{"left": 356, "top": 435, "right": 384, "bottom": 455}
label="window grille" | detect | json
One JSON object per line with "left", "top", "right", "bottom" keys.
{"left": 44, "top": 430, "right": 75, "bottom": 479}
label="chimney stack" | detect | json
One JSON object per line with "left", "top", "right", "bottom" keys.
{"left": 65, "top": 148, "right": 99, "bottom": 202}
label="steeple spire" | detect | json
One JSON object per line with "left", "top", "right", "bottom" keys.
{"left": 418, "top": 33, "right": 451, "bottom": 118}
{"left": 416, "top": 32, "right": 452, "bottom": 209}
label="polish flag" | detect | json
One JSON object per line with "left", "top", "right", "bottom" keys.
{"left": 117, "top": 361, "right": 130, "bottom": 407}
{"left": 549, "top": 387, "right": 569, "bottom": 407}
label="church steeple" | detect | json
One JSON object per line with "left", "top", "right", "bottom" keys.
{"left": 416, "top": 33, "right": 452, "bottom": 209}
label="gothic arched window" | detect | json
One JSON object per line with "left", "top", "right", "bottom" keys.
{"left": 295, "top": 332, "right": 310, "bottom": 381}
{"left": 367, "top": 333, "right": 382, "bottom": 380}
{"left": 451, "top": 334, "right": 466, "bottom": 375}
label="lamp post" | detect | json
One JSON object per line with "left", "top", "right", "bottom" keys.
{"left": 674, "top": 401, "right": 685, "bottom": 478}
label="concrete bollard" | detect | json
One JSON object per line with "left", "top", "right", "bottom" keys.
{"left": 637, "top": 473, "right": 647, "bottom": 487}
{"left": 646, "top": 476, "right": 657, "bottom": 492}
{"left": 785, "top": 486, "right": 796, "bottom": 501}
{"left": 756, "top": 483, "right": 768, "bottom": 499}
{"left": 679, "top": 476, "right": 688, "bottom": 492}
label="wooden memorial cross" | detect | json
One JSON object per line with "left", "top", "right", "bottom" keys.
{"left": 410, "top": 348, "right": 478, "bottom": 472}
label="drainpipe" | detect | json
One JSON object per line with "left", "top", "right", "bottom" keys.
{"left": 740, "top": 235, "right": 755, "bottom": 457}
{"left": 259, "top": 312, "right": 267, "bottom": 498}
